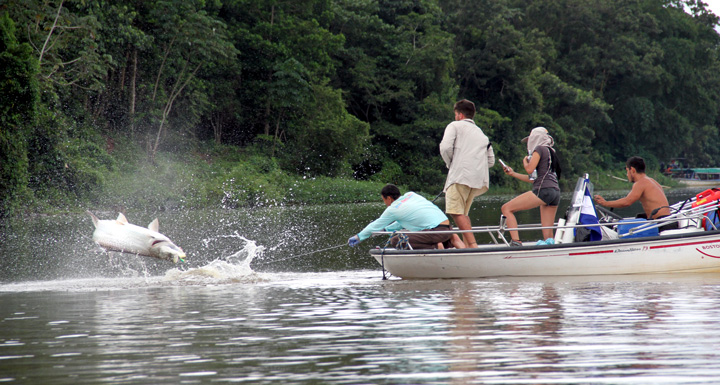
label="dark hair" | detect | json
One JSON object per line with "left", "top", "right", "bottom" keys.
{"left": 626, "top": 156, "right": 646, "bottom": 173}
{"left": 453, "top": 99, "right": 475, "bottom": 119}
{"left": 549, "top": 148, "right": 562, "bottom": 179}
{"left": 381, "top": 184, "right": 401, "bottom": 200}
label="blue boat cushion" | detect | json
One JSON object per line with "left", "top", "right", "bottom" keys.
{"left": 704, "top": 210, "right": 720, "bottom": 231}
{"left": 617, "top": 219, "right": 659, "bottom": 238}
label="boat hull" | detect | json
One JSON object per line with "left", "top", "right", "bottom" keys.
{"left": 370, "top": 230, "right": 720, "bottom": 278}
{"left": 676, "top": 179, "right": 719, "bottom": 187}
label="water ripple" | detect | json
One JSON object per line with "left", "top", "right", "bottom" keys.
{"left": 2, "top": 272, "right": 720, "bottom": 384}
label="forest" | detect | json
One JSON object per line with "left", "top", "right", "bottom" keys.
{"left": 2, "top": 0, "right": 720, "bottom": 216}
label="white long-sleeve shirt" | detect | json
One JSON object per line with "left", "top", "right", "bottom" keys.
{"left": 439, "top": 118, "right": 495, "bottom": 192}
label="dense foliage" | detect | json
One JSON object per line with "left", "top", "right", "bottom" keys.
{"left": 1, "top": 0, "right": 719, "bottom": 215}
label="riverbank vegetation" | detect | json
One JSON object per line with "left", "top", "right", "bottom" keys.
{"left": 1, "top": 0, "right": 713, "bottom": 216}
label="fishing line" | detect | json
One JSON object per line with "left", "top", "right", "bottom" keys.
{"left": 606, "top": 173, "right": 669, "bottom": 188}
{"left": 606, "top": 174, "right": 628, "bottom": 182}
{"left": 253, "top": 243, "right": 346, "bottom": 266}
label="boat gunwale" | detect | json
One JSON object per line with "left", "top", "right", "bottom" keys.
{"left": 369, "top": 229, "right": 720, "bottom": 256}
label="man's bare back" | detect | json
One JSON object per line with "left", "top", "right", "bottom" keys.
{"left": 594, "top": 163, "right": 670, "bottom": 219}
{"left": 627, "top": 174, "right": 670, "bottom": 218}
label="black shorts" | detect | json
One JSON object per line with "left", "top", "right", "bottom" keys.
{"left": 533, "top": 187, "right": 560, "bottom": 206}
{"left": 655, "top": 214, "right": 679, "bottom": 232}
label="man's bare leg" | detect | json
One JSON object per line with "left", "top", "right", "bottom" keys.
{"left": 451, "top": 214, "right": 477, "bottom": 248}
{"left": 450, "top": 234, "right": 465, "bottom": 249}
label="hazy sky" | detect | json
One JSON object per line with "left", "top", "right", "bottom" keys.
{"left": 703, "top": 0, "right": 720, "bottom": 17}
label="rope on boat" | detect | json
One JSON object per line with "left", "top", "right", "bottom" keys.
{"left": 378, "top": 231, "right": 412, "bottom": 280}
{"left": 382, "top": 232, "right": 411, "bottom": 250}
{"left": 380, "top": 248, "right": 387, "bottom": 280}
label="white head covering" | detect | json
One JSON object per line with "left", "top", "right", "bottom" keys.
{"left": 521, "top": 127, "right": 554, "bottom": 154}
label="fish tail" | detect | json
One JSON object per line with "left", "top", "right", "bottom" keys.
{"left": 87, "top": 210, "right": 99, "bottom": 228}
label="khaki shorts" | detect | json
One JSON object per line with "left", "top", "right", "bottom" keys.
{"left": 445, "top": 184, "right": 487, "bottom": 216}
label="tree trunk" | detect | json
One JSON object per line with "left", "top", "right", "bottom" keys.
{"left": 271, "top": 119, "right": 279, "bottom": 157}
{"left": 129, "top": 48, "right": 137, "bottom": 137}
{"left": 211, "top": 113, "right": 223, "bottom": 144}
{"left": 264, "top": 101, "right": 271, "bottom": 136}
{"left": 263, "top": 5, "right": 275, "bottom": 137}
{"left": 120, "top": 47, "right": 129, "bottom": 91}
{"left": 148, "top": 61, "right": 202, "bottom": 163}
{"left": 38, "top": 1, "right": 63, "bottom": 66}
{"left": 153, "top": 38, "right": 176, "bottom": 102}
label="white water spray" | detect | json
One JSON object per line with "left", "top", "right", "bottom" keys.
{"left": 164, "top": 232, "right": 266, "bottom": 284}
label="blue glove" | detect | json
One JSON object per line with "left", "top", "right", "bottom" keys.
{"left": 348, "top": 235, "right": 360, "bottom": 247}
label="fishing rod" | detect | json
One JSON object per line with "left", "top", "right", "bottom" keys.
{"left": 431, "top": 190, "right": 444, "bottom": 203}
{"left": 606, "top": 173, "right": 669, "bottom": 189}
{"left": 253, "top": 243, "right": 346, "bottom": 266}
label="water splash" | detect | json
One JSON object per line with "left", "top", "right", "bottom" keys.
{"left": 164, "top": 233, "right": 266, "bottom": 284}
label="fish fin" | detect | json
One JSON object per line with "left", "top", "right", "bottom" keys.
{"left": 116, "top": 213, "right": 129, "bottom": 225}
{"left": 148, "top": 218, "right": 159, "bottom": 232}
{"left": 86, "top": 210, "right": 99, "bottom": 228}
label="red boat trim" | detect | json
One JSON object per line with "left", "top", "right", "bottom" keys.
{"left": 650, "top": 239, "right": 720, "bottom": 250}
{"left": 697, "top": 249, "right": 720, "bottom": 259}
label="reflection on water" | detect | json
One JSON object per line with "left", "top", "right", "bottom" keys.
{"left": 2, "top": 272, "right": 720, "bottom": 384}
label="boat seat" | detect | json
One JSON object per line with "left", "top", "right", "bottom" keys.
{"left": 659, "top": 227, "right": 705, "bottom": 236}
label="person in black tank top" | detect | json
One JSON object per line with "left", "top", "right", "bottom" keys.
{"left": 500, "top": 127, "right": 561, "bottom": 246}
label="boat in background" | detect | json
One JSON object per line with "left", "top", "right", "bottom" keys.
{"left": 369, "top": 176, "right": 720, "bottom": 279}
{"left": 671, "top": 167, "right": 720, "bottom": 186}
{"left": 663, "top": 158, "right": 720, "bottom": 186}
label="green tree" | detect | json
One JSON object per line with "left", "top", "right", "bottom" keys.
{"left": 0, "top": 13, "right": 39, "bottom": 216}
{"left": 220, "top": 0, "right": 344, "bottom": 144}
{"left": 329, "top": 0, "right": 457, "bottom": 191}
{"left": 281, "top": 83, "right": 371, "bottom": 176}
{"left": 135, "top": 0, "right": 237, "bottom": 162}
{"left": 525, "top": 0, "right": 720, "bottom": 169}
{"left": 1, "top": 1, "right": 117, "bottom": 205}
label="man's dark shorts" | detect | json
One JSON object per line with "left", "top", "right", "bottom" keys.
{"left": 390, "top": 224, "right": 453, "bottom": 249}
{"left": 533, "top": 187, "right": 561, "bottom": 206}
{"left": 636, "top": 213, "right": 680, "bottom": 233}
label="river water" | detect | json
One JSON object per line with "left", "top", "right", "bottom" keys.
{"left": 2, "top": 188, "right": 720, "bottom": 384}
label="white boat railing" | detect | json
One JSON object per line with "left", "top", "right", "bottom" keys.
{"left": 618, "top": 199, "right": 720, "bottom": 236}
{"left": 371, "top": 199, "right": 720, "bottom": 246}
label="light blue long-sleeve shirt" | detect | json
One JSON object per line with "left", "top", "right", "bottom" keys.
{"left": 357, "top": 192, "right": 448, "bottom": 241}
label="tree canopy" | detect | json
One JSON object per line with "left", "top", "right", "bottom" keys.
{"left": 2, "top": 0, "right": 720, "bottom": 215}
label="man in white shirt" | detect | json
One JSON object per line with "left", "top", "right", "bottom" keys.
{"left": 439, "top": 99, "right": 495, "bottom": 248}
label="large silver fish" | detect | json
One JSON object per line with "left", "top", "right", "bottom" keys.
{"left": 87, "top": 211, "right": 186, "bottom": 263}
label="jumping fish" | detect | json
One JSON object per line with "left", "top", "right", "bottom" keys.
{"left": 87, "top": 211, "right": 186, "bottom": 263}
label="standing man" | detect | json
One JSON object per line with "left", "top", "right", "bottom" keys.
{"left": 594, "top": 156, "right": 672, "bottom": 220}
{"left": 439, "top": 99, "right": 495, "bottom": 248}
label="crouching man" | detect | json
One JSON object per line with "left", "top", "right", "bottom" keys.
{"left": 348, "top": 184, "right": 465, "bottom": 250}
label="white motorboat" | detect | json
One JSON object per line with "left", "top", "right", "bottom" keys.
{"left": 673, "top": 168, "right": 720, "bottom": 186}
{"left": 369, "top": 176, "right": 720, "bottom": 279}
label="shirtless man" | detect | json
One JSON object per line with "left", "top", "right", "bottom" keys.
{"left": 594, "top": 156, "right": 670, "bottom": 219}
